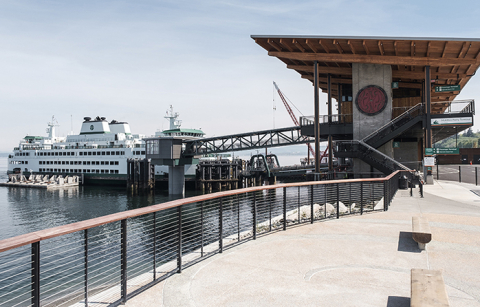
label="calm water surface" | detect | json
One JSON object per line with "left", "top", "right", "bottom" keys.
{"left": 0, "top": 157, "right": 200, "bottom": 241}
{"left": 0, "top": 154, "right": 306, "bottom": 241}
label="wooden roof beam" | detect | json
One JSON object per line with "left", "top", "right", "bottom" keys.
{"left": 286, "top": 64, "right": 468, "bottom": 79}
{"left": 333, "top": 40, "right": 344, "bottom": 54}
{"left": 347, "top": 40, "right": 356, "bottom": 54}
{"left": 378, "top": 41, "right": 384, "bottom": 56}
{"left": 293, "top": 39, "right": 306, "bottom": 52}
{"left": 270, "top": 52, "right": 477, "bottom": 66}
{"left": 279, "top": 39, "right": 294, "bottom": 52}
{"left": 267, "top": 39, "right": 283, "bottom": 52}
{"left": 319, "top": 40, "right": 330, "bottom": 53}
{"left": 305, "top": 39, "right": 318, "bottom": 53}
{"left": 363, "top": 40, "right": 369, "bottom": 55}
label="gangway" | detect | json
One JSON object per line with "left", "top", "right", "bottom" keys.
{"left": 183, "top": 126, "right": 313, "bottom": 156}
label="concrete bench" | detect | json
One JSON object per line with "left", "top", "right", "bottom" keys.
{"left": 412, "top": 216, "right": 431, "bottom": 250}
{"left": 411, "top": 269, "right": 449, "bottom": 307}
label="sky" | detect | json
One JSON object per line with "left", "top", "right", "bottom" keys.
{"left": 1, "top": 0, "right": 480, "bottom": 152}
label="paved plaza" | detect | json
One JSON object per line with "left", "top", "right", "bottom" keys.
{"left": 126, "top": 180, "right": 480, "bottom": 307}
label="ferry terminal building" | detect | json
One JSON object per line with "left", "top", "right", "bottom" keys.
{"left": 252, "top": 35, "right": 479, "bottom": 178}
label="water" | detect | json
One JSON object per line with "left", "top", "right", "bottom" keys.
{"left": 0, "top": 157, "right": 200, "bottom": 241}
{"left": 0, "top": 154, "right": 306, "bottom": 241}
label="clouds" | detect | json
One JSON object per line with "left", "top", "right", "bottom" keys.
{"left": 0, "top": 0, "right": 480, "bottom": 151}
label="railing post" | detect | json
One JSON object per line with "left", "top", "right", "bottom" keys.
{"left": 269, "top": 190, "right": 273, "bottom": 231}
{"left": 177, "top": 206, "right": 182, "bottom": 273}
{"left": 237, "top": 195, "right": 240, "bottom": 242}
{"left": 201, "top": 202, "right": 204, "bottom": 257}
{"left": 152, "top": 213, "right": 156, "bottom": 280}
{"left": 459, "top": 166, "right": 462, "bottom": 183}
{"left": 383, "top": 181, "right": 388, "bottom": 211}
{"left": 310, "top": 185, "right": 314, "bottom": 223}
{"left": 220, "top": 198, "right": 223, "bottom": 251}
{"left": 476, "top": 167, "right": 478, "bottom": 186}
{"left": 336, "top": 183, "right": 340, "bottom": 219}
{"left": 84, "top": 229, "right": 89, "bottom": 306}
{"left": 360, "top": 182, "right": 363, "bottom": 215}
{"left": 31, "top": 242, "right": 40, "bottom": 307}
{"left": 283, "top": 187, "right": 287, "bottom": 230}
{"left": 121, "top": 219, "right": 127, "bottom": 303}
{"left": 437, "top": 164, "right": 439, "bottom": 180}
{"left": 252, "top": 193, "right": 257, "bottom": 240}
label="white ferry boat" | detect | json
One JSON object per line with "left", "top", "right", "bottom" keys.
{"left": 7, "top": 107, "right": 204, "bottom": 185}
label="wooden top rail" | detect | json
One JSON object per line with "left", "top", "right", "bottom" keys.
{"left": 411, "top": 269, "right": 449, "bottom": 307}
{"left": 0, "top": 170, "right": 412, "bottom": 253}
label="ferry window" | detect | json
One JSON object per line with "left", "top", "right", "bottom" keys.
{"left": 121, "top": 151, "right": 125, "bottom": 155}
{"left": 141, "top": 151, "right": 145, "bottom": 155}
{"left": 80, "top": 152, "right": 83, "bottom": 156}
{"left": 116, "top": 151, "right": 119, "bottom": 155}
{"left": 54, "top": 152, "right": 58, "bottom": 156}
{"left": 96, "top": 161, "right": 99, "bottom": 165}
{"left": 101, "top": 170, "right": 104, "bottom": 174}
{"left": 25, "top": 161, "right": 28, "bottom": 164}
{"left": 96, "top": 170, "right": 99, "bottom": 173}
{"left": 115, "top": 161, "right": 119, "bottom": 165}
{"left": 110, "top": 161, "right": 114, "bottom": 165}
{"left": 107, "top": 151, "right": 110, "bottom": 155}
{"left": 102, "top": 152, "right": 105, "bottom": 155}
{"left": 83, "top": 161, "right": 86, "bottom": 165}
{"left": 115, "top": 170, "right": 119, "bottom": 174}
{"left": 110, "top": 170, "right": 114, "bottom": 174}
{"left": 87, "top": 161, "right": 91, "bottom": 165}
{"left": 83, "top": 169, "right": 86, "bottom": 173}
{"left": 88, "top": 152, "right": 92, "bottom": 156}
{"left": 93, "top": 152, "right": 96, "bottom": 155}
{"left": 86, "top": 170, "right": 90, "bottom": 173}
{"left": 101, "top": 161, "right": 104, "bottom": 165}
{"left": 54, "top": 169, "right": 57, "bottom": 172}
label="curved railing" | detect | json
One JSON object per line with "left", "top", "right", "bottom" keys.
{"left": 0, "top": 172, "right": 410, "bottom": 307}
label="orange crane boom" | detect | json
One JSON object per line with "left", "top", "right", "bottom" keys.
{"left": 273, "top": 82, "right": 315, "bottom": 157}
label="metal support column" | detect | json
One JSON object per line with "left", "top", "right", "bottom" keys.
{"left": 177, "top": 206, "right": 182, "bottom": 273}
{"left": 121, "top": 219, "right": 127, "bottom": 303}
{"left": 31, "top": 242, "right": 40, "bottom": 307}
{"left": 425, "top": 66, "right": 432, "bottom": 148}
{"left": 328, "top": 74, "right": 333, "bottom": 172}
{"left": 219, "top": 198, "right": 223, "bottom": 251}
{"left": 283, "top": 187, "right": 287, "bottom": 230}
{"left": 314, "top": 61, "right": 320, "bottom": 174}
{"left": 84, "top": 229, "right": 89, "bottom": 306}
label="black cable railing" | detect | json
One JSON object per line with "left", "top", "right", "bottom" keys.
{"left": 0, "top": 172, "right": 412, "bottom": 307}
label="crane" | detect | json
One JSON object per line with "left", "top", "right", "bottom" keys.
{"left": 273, "top": 81, "right": 315, "bottom": 157}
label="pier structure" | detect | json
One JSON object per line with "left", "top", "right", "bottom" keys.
{"left": 126, "top": 158, "right": 155, "bottom": 194}
{"left": 195, "top": 157, "right": 242, "bottom": 192}
{"left": 252, "top": 35, "right": 480, "bottom": 182}
{"left": 0, "top": 174, "right": 81, "bottom": 189}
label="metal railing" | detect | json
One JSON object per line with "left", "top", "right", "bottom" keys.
{"left": 300, "top": 114, "right": 353, "bottom": 126}
{"left": 430, "top": 99, "right": 475, "bottom": 115}
{"left": 0, "top": 172, "right": 410, "bottom": 307}
{"left": 433, "top": 164, "right": 479, "bottom": 186}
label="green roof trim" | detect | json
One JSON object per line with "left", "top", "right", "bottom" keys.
{"left": 24, "top": 136, "right": 43, "bottom": 140}
{"left": 162, "top": 128, "right": 205, "bottom": 135}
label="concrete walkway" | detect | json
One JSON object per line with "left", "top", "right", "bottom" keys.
{"left": 126, "top": 180, "right": 480, "bottom": 307}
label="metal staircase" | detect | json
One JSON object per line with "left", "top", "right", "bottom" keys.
{"left": 336, "top": 104, "right": 424, "bottom": 175}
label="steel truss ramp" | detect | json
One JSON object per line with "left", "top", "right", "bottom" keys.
{"left": 183, "top": 126, "right": 313, "bottom": 156}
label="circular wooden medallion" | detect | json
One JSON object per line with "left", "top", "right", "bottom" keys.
{"left": 355, "top": 85, "right": 387, "bottom": 116}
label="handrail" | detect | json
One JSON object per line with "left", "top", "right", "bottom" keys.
{"left": 0, "top": 173, "right": 405, "bottom": 254}
{"left": 363, "top": 103, "right": 423, "bottom": 144}
{"left": 0, "top": 171, "right": 414, "bottom": 307}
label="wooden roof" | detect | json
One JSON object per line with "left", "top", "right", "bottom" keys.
{"left": 251, "top": 35, "right": 480, "bottom": 102}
